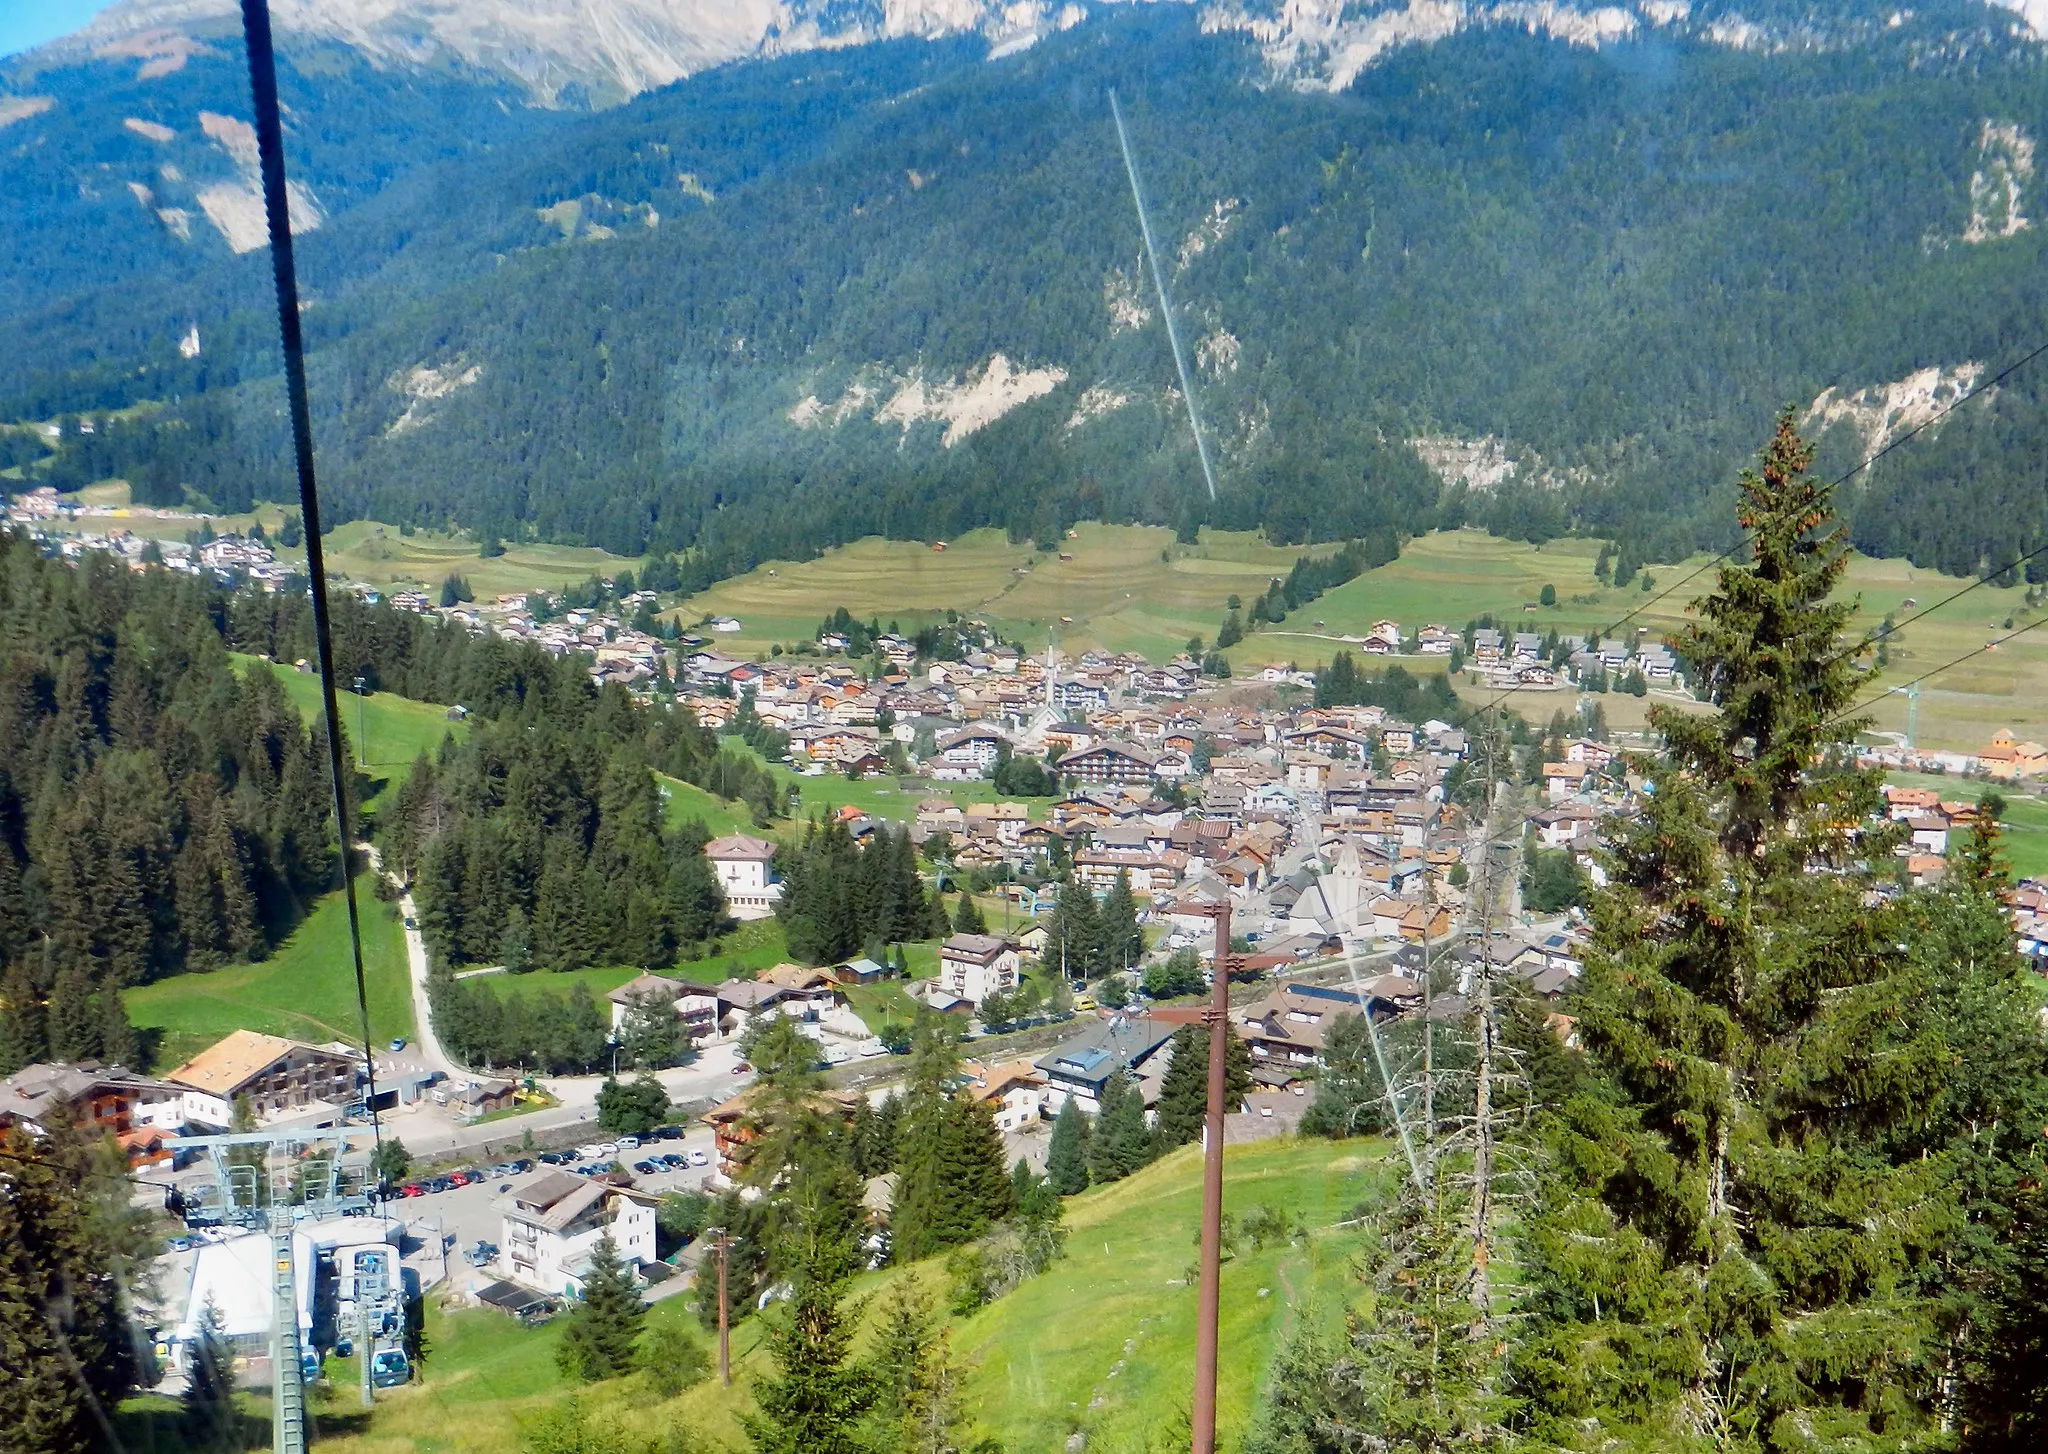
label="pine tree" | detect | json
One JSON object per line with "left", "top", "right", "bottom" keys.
{"left": 97, "top": 983, "right": 140, "bottom": 1070}
{"left": 499, "top": 904, "right": 534, "bottom": 974}
{"left": 1152, "top": 1023, "right": 1252, "bottom": 1149}
{"left": 46, "top": 963, "right": 99, "bottom": 1063}
{"left": 1045, "top": 1096, "right": 1091, "bottom": 1196}
{"left": 743, "top": 1207, "right": 877, "bottom": 1454}
{"left": 869, "top": 1277, "right": 936, "bottom": 1435}
{"left": 0, "top": 963, "right": 48, "bottom": 1075}
{"left": 1099, "top": 871, "right": 1142, "bottom": 972}
{"left": 1049, "top": 876, "right": 1101, "bottom": 980}
{"left": 0, "top": 1122, "right": 141, "bottom": 1451}
{"left": 1516, "top": 413, "right": 2023, "bottom": 1448}
{"left": 180, "top": 1297, "right": 239, "bottom": 1453}
{"left": 952, "top": 894, "right": 988, "bottom": 937}
{"left": 1299, "top": 1012, "right": 1385, "bottom": 1138}
{"left": 1087, "top": 1073, "right": 1153, "bottom": 1184}
{"left": 555, "top": 1234, "right": 646, "bottom": 1381}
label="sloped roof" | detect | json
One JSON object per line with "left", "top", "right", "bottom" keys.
{"left": 167, "top": 1029, "right": 345, "bottom": 1097}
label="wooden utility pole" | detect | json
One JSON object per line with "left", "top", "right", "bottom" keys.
{"left": 707, "top": 1227, "right": 731, "bottom": 1386}
{"left": 1191, "top": 899, "right": 1233, "bottom": 1454}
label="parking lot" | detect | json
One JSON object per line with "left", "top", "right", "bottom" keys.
{"left": 388, "top": 1121, "right": 724, "bottom": 1298}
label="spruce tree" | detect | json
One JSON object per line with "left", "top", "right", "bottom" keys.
{"left": 1100, "top": 871, "right": 1142, "bottom": 972}
{"left": 952, "top": 894, "right": 988, "bottom": 937}
{"left": 180, "top": 1298, "right": 239, "bottom": 1452}
{"left": 1087, "top": 1073, "right": 1153, "bottom": 1184}
{"left": 1515, "top": 413, "right": 2028, "bottom": 1448}
{"left": 1046, "top": 1096, "right": 1091, "bottom": 1196}
{"left": 1153, "top": 1023, "right": 1252, "bottom": 1149}
{"left": 46, "top": 963, "right": 99, "bottom": 1063}
{"left": 743, "top": 1204, "right": 877, "bottom": 1454}
{"left": 0, "top": 1122, "right": 140, "bottom": 1450}
{"left": 555, "top": 1233, "right": 646, "bottom": 1381}
{"left": 0, "top": 963, "right": 47, "bottom": 1075}
{"left": 1298, "top": 1012, "right": 1384, "bottom": 1138}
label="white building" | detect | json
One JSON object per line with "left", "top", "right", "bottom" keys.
{"left": 936, "top": 933, "right": 1021, "bottom": 1008}
{"left": 495, "top": 1171, "right": 659, "bottom": 1298}
{"left": 703, "top": 834, "right": 782, "bottom": 920}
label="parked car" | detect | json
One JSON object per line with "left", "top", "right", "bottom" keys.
{"left": 510, "top": 1159, "right": 534, "bottom": 1173}
{"left": 537, "top": 1152, "right": 565, "bottom": 1165}
{"left": 731, "top": 1062, "right": 751, "bottom": 1076}
{"left": 559, "top": 1148, "right": 582, "bottom": 1162}
{"left": 632, "top": 1160, "right": 657, "bottom": 1176}
{"left": 465, "top": 1241, "right": 498, "bottom": 1267}
{"left": 576, "top": 1144, "right": 606, "bottom": 1160}
{"left": 595, "top": 1142, "right": 619, "bottom": 1158}
{"left": 445, "top": 1172, "right": 471, "bottom": 1188}
{"left": 687, "top": 1149, "right": 709, "bottom": 1168}
{"left": 388, "top": 1037, "right": 407, "bottom": 1052}
{"left": 653, "top": 1125, "right": 682, "bottom": 1141}
{"left": 660, "top": 1153, "right": 685, "bottom": 1169}
{"left": 616, "top": 1135, "right": 640, "bottom": 1150}
{"left": 399, "top": 1182, "right": 425, "bottom": 1198}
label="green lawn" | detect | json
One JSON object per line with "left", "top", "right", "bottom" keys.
{"left": 1883, "top": 770, "right": 2048, "bottom": 880}
{"left": 308, "top": 1135, "right": 1387, "bottom": 1454}
{"left": 658, "top": 774, "right": 750, "bottom": 838}
{"left": 233, "top": 654, "right": 465, "bottom": 816}
{"left": 466, "top": 920, "right": 795, "bottom": 1003}
{"left": 128, "top": 886, "right": 414, "bottom": 1071}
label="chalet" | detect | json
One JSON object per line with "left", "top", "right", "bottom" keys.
{"left": 703, "top": 1086, "right": 860, "bottom": 1180}
{"left": 1540, "top": 761, "right": 1590, "bottom": 801}
{"left": 963, "top": 1060, "right": 1048, "bottom": 1132}
{"left": 1237, "top": 979, "right": 1421, "bottom": 1069}
{"left": 606, "top": 974, "right": 719, "bottom": 1043}
{"left": 0, "top": 1061, "right": 185, "bottom": 1141}
{"left": 937, "top": 934, "right": 1022, "bottom": 1008}
{"left": 704, "top": 834, "right": 782, "bottom": 919}
{"left": 165, "top": 1030, "right": 360, "bottom": 1129}
{"left": 496, "top": 1170, "right": 659, "bottom": 1297}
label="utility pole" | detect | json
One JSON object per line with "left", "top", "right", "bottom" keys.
{"left": 706, "top": 1227, "right": 732, "bottom": 1386}
{"left": 1191, "top": 899, "right": 1232, "bottom": 1454}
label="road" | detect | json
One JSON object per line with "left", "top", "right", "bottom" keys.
{"left": 361, "top": 842, "right": 458, "bottom": 1078}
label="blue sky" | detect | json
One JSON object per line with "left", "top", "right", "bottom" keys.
{"left": 1, "top": 1, "right": 119, "bottom": 59}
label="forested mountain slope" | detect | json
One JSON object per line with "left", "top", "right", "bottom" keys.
{"left": 7, "top": 1, "right": 2048, "bottom": 584}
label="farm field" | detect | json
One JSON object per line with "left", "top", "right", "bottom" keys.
{"left": 294, "top": 1135, "right": 1385, "bottom": 1454}
{"left": 127, "top": 886, "right": 413, "bottom": 1072}
{"left": 27, "top": 484, "right": 647, "bottom": 598}
{"left": 676, "top": 525, "right": 2048, "bottom": 756}
{"left": 1884, "top": 770, "right": 2048, "bottom": 879}
{"left": 312, "top": 519, "right": 647, "bottom": 599}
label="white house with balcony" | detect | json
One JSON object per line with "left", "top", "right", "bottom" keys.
{"left": 936, "top": 934, "right": 1021, "bottom": 1008}
{"left": 704, "top": 833, "right": 782, "bottom": 920}
{"left": 494, "top": 1170, "right": 659, "bottom": 1298}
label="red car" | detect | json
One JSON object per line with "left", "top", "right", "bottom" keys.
{"left": 446, "top": 1171, "right": 473, "bottom": 1187}
{"left": 399, "top": 1183, "right": 425, "bottom": 1198}
{"left": 731, "top": 1062, "right": 751, "bottom": 1076}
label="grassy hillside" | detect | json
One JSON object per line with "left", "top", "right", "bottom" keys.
{"left": 234, "top": 655, "right": 466, "bottom": 815}
{"left": 127, "top": 886, "right": 413, "bottom": 1070}
{"left": 291, "top": 1135, "right": 1385, "bottom": 1454}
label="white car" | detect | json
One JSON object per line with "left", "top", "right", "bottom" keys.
{"left": 595, "top": 1142, "right": 620, "bottom": 1158}
{"left": 687, "top": 1149, "right": 709, "bottom": 1167}
{"left": 616, "top": 1135, "right": 640, "bottom": 1150}
{"left": 576, "top": 1143, "right": 606, "bottom": 1160}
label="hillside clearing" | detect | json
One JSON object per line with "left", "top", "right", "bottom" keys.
{"left": 127, "top": 885, "right": 413, "bottom": 1070}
